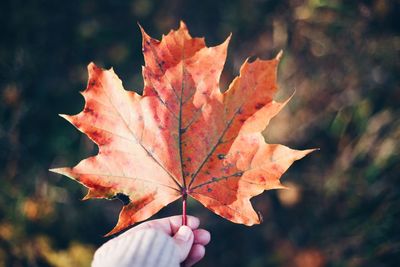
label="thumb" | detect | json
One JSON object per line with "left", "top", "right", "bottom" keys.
{"left": 173, "top": 225, "right": 194, "bottom": 262}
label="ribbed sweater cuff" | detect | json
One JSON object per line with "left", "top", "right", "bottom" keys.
{"left": 92, "top": 229, "right": 180, "bottom": 267}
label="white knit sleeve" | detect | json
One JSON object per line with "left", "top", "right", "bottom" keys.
{"left": 92, "top": 229, "right": 180, "bottom": 267}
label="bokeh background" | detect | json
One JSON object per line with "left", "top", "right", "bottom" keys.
{"left": 1, "top": 0, "right": 399, "bottom": 266}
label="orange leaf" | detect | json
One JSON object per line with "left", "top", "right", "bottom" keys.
{"left": 50, "top": 22, "right": 315, "bottom": 235}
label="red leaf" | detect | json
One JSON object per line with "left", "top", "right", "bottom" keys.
{"left": 50, "top": 22, "right": 315, "bottom": 235}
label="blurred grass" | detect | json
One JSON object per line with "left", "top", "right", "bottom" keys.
{"left": 1, "top": 0, "right": 399, "bottom": 266}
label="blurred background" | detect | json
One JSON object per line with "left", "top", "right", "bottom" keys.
{"left": 1, "top": 0, "right": 399, "bottom": 266}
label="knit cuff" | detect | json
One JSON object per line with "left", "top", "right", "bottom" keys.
{"left": 92, "top": 228, "right": 180, "bottom": 267}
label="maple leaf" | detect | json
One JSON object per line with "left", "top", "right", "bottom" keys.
{"left": 50, "top": 22, "right": 315, "bottom": 236}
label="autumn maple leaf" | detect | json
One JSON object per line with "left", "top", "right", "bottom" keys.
{"left": 50, "top": 22, "right": 315, "bottom": 236}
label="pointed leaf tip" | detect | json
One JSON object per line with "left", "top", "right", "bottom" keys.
{"left": 222, "top": 33, "right": 232, "bottom": 46}
{"left": 179, "top": 20, "right": 187, "bottom": 30}
{"left": 49, "top": 167, "right": 69, "bottom": 176}
{"left": 87, "top": 62, "right": 97, "bottom": 71}
{"left": 139, "top": 24, "right": 152, "bottom": 43}
{"left": 49, "top": 168, "right": 58, "bottom": 173}
{"left": 275, "top": 50, "right": 283, "bottom": 60}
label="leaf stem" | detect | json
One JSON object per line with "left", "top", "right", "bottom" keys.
{"left": 182, "top": 191, "right": 187, "bottom": 226}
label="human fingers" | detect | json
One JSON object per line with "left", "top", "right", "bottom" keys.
{"left": 172, "top": 225, "right": 195, "bottom": 262}
{"left": 193, "top": 229, "right": 211, "bottom": 246}
{"left": 183, "top": 244, "right": 206, "bottom": 267}
{"left": 123, "top": 215, "right": 200, "bottom": 237}
{"left": 144, "top": 215, "right": 200, "bottom": 234}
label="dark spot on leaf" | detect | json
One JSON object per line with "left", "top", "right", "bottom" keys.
{"left": 90, "top": 130, "right": 101, "bottom": 141}
{"left": 115, "top": 193, "right": 131, "bottom": 206}
{"left": 207, "top": 187, "right": 212, "bottom": 192}
{"left": 187, "top": 157, "right": 191, "bottom": 162}
{"left": 217, "top": 154, "right": 226, "bottom": 160}
{"left": 234, "top": 171, "right": 244, "bottom": 177}
{"left": 84, "top": 107, "right": 94, "bottom": 114}
{"left": 255, "top": 103, "right": 264, "bottom": 109}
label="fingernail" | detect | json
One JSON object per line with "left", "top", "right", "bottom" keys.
{"left": 176, "top": 226, "right": 192, "bottom": 241}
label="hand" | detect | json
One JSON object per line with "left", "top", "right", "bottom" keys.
{"left": 131, "top": 215, "right": 210, "bottom": 266}
{"left": 93, "top": 215, "right": 210, "bottom": 267}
